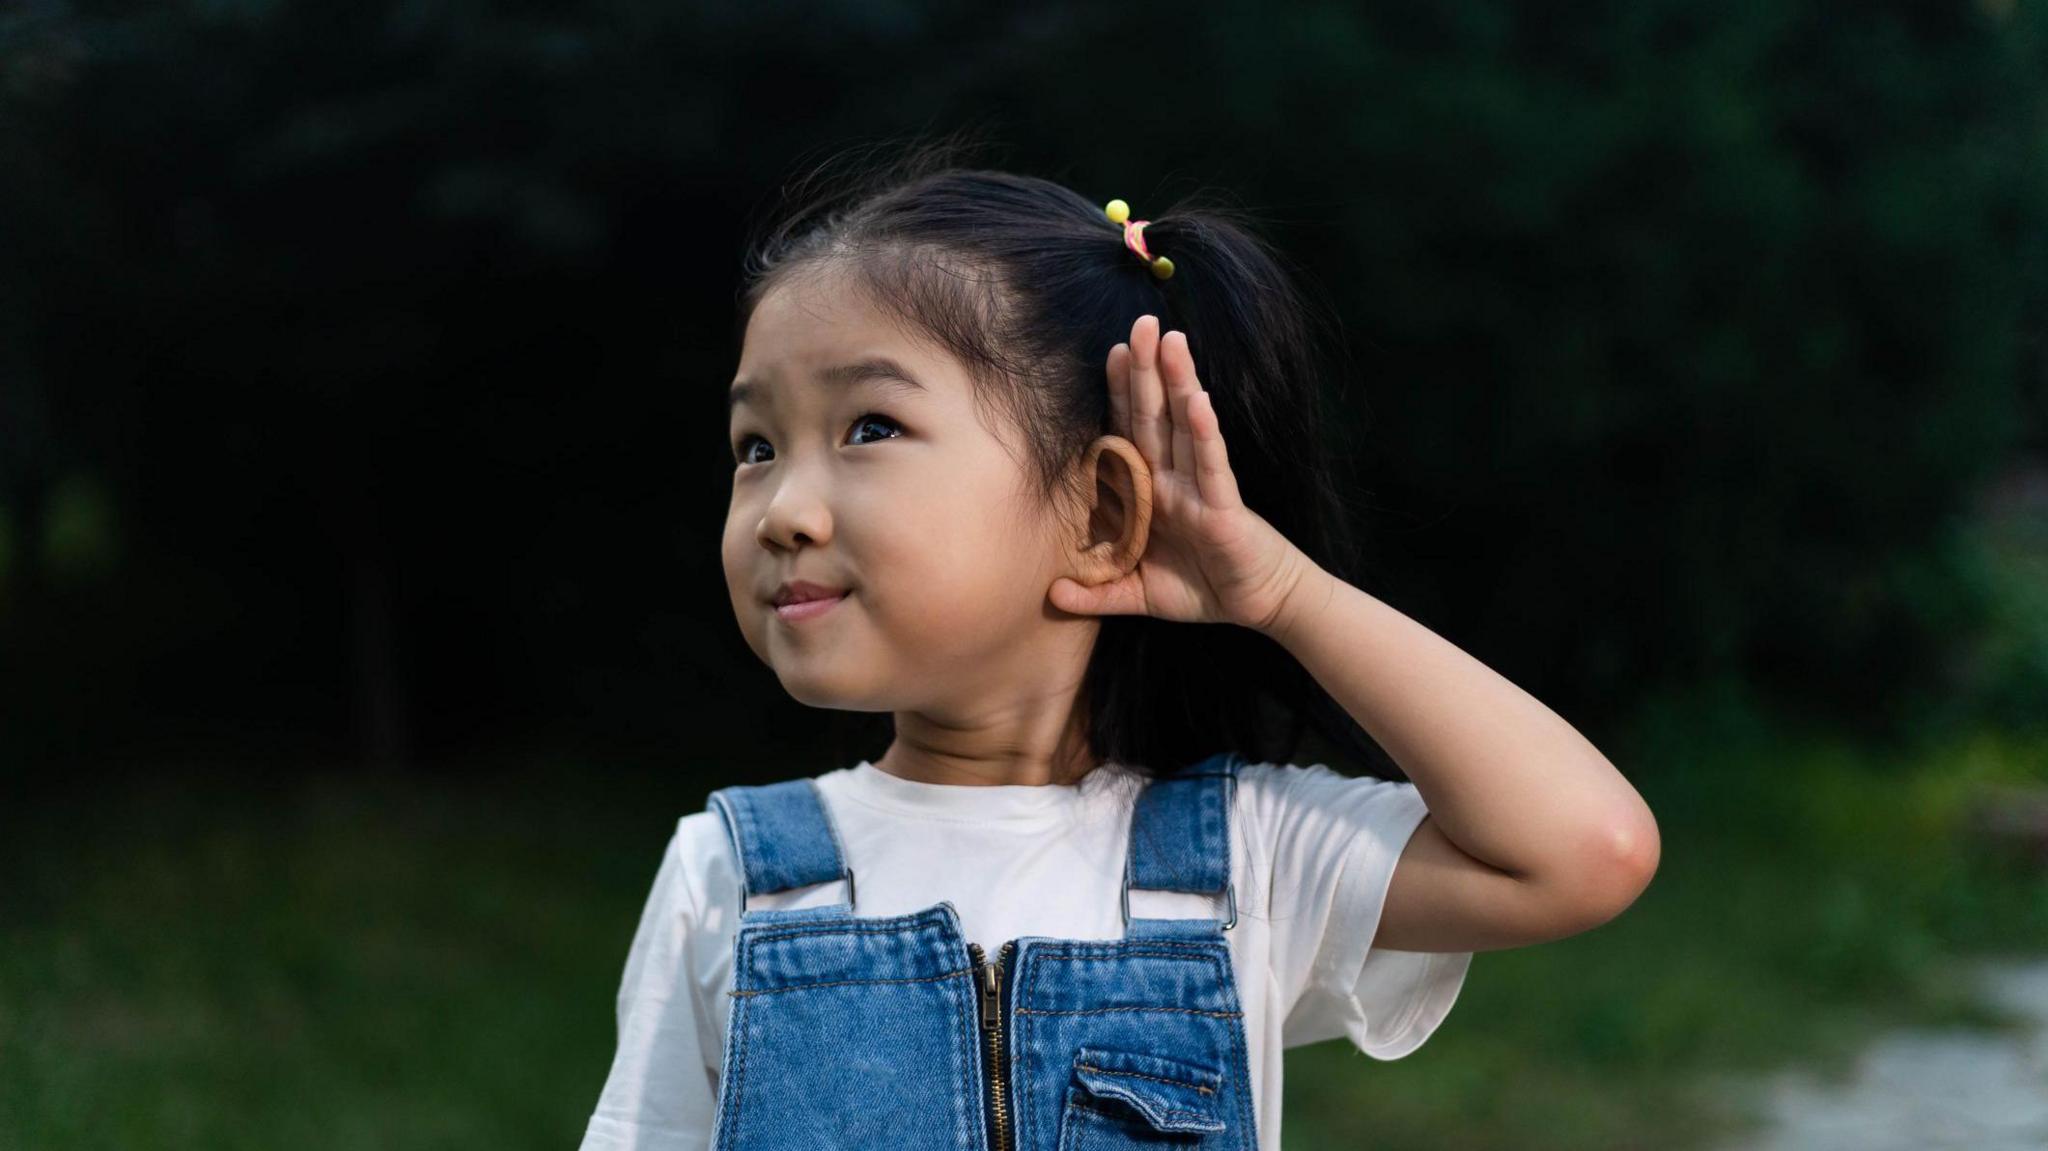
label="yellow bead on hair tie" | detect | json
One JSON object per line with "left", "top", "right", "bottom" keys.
{"left": 1107, "top": 196, "right": 1176, "bottom": 279}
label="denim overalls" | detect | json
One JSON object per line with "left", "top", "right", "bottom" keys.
{"left": 704, "top": 751, "right": 1258, "bottom": 1150}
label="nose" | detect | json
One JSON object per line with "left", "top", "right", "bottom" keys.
{"left": 754, "top": 463, "right": 834, "bottom": 552}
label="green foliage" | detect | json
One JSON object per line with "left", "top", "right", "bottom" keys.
{"left": 1, "top": 2, "right": 2043, "bottom": 757}
{"left": 0, "top": 760, "right": 695, "bottom": 1151}
{"left": 3, "top": 13, "right": 2044, "bottom": 1148}
{"left": 1281, "top": 688, "right": 2048, "bottom": 1151}
{"left": 9, "top": 707, "right": 2046, "bottom": 1149}
{"left": 1895, "top": 488, "right": 2048, "bottom": 735}
{"left": 40, "top": 473, "right": 121, "bottom": 582}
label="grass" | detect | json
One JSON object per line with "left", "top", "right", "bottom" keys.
{"left": 3, "top": 692, "right": 2046, "bottom": 1149}
{"left": 0, "top": 758, "right": 706, "bottom": 1151}
{"left": 1281, "top": 685, "right": 2048, "bottom": 1150}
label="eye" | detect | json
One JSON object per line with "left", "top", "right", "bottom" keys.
{"left": 847, "top": 413, "right": 903, "bottom": 446}
{"left": 731, "top": 413, "right": 903, "bottom": 467}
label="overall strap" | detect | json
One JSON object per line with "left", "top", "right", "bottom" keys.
{"left": 706, "top": 777, "right": 853, "bottom": 912}
{"left": 1123, "top": 750, "right": 1242, "bottom": 933}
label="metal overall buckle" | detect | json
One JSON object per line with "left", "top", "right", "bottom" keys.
{"left": 738, "top": 867, "right": 857, "bottom": 914}
{"left": 1121, "top": 872, "right": 1238, "bottom": 931}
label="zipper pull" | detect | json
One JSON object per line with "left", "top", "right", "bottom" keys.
{"left": 979, "top": 960, "right": 1000, "bottom": 1027}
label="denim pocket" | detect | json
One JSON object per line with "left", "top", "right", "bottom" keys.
{"left": 1055, "top": 1044, "right": 1228, "bottom": 1149}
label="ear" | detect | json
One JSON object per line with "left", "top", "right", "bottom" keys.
{"left": 1060, "top": 435, "right": 1153, "bottom": 588}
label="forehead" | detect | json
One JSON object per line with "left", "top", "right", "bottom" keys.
{"left": 744, "top": 265, "right": 893, "bottom": 349}
{"left": 732, "top": 269, "right": 959, "bottom": 403}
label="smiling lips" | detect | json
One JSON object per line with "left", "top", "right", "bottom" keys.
{"left": 772, "top": 580, "right": 850, "bottom": 623}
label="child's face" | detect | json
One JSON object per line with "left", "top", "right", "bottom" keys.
{"left": 722, "top": 265, "right": 1080, "bottom": 713}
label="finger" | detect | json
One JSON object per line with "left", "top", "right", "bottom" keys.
{"left": 1189, "top": 391, "right": 1244, "bottom": 510}
{"left": 1161, "top": 330, "right": 1199, "bottom": 478}
{"left": 1126, "top": 315, "right": 1169, "bottom": 471}
{"left": 1105, "top": 342, "right": 1132, "bottom": 441}
{"left": 1172, "top": 391, "right": 1197, "bottom": 483}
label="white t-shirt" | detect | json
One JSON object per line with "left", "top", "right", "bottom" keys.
{"left": 578, "top": 759, "right": 1472, "bottom": 1151}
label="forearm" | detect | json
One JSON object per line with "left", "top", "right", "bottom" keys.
{"left": 1259, "top": 551, "right": 1659, "bottom": 892}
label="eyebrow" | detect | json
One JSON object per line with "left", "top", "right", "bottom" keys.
{"left": 727, "top": 357, "right": 928, "bottom": 417}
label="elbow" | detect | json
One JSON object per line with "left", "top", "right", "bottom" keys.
{"left": 1559, "top": 808, "right": 1661, "bottom": 932}
{"left": 1612, "top": 809, "right": 1661, "bottom": 900}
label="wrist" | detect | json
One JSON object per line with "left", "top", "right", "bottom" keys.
{"left": 1253, "top": 549, "right": 1334, "bottom": 644}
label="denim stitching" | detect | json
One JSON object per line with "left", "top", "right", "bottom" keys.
{"left": 943, "top": 959, "right": 959, "bottom": 1151}
{"left": 718, "top": 921, "right": 969, "bottom": 1146}
{"left": 1021, "top": 940, "right": 1232, "bottom": 1150}
{"left": 729, "top": 791, "right": 762, "bottom": 897}
{"left": 713, "top": 793, "right": 761, "bottom": 1150}
{"left": 709, "top": 792, "right": 749, "bottom": 904}
{"left": 1074, "top": 1063, "right": 1217, "bottom": 1094}
{"left": 1029, "top": 945, "right": 1232, "bottom": 1013}
{"left": 804, "top": 777, "right": 852, "bottom": 895}
{"left": 1017, "top": 1005, "right": 1243, "bottom": 1018}
{"left": 1021, "top": 949, "right": 1037, "bottom": 1151}
{"left": 1128, "top": 763, "right": 1233, "bottom": 893}
{"left": 1093, "top": 1097, "right": 1217, "bottom": 1122}
{"left": 720, "top": 932, "right": 753, "bottom": 1149}
{"left": 956, "top": 953, "right": 977, "bottom": 1151}
{"left": 1212, "top": 945, "right": 1255, "bottom": 1150}
{"left": 1060, "top": 1097, "right": 1217, "bottom": 1140}
{"left": 727, "top": 966, "right": 975, "bottom": 997}
{"left": 1057, "top": 1087, "right": 1092, "bottom": 1151}
{"left": 1227, "top": 1000, "right": 1252, "bottom": 1146}
{"left": 1065, "top": 1099, "right": 1121, "bottom": 1120}
{"left": 743, "top": 909, "right": 947, "bottom": 945}
{"left": 1035, "top": 948, "right": 1217, "bottom": 962}
{"left": 711, "top": 759, "right": 1259, "bottom": 1148}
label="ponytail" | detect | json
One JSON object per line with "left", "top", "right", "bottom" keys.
{"left": 741, "top": 138, "right": 1402, "bottom": 781}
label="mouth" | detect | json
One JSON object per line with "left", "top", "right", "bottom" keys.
{"left": 773, "top": 588, "right": 850, "bottom": 623}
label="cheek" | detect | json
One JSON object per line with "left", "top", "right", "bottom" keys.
{"left": 720, "top": 511, "right": 746, "bottom": 595}
{"left": 861, "top": 485, "right": 1052, "bottom": 645}
{"left": 721, "top": 512, "right": 767, "bottom": 656}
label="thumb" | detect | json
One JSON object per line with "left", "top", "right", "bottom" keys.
{"left": 1048, "top": 575, "right": 1144, "bottom": 617}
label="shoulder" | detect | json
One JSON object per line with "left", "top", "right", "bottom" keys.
{"left": 673, "top": 808, "right": 734, "bottom": 866}
{"left": 651, "top": 808, "right": 742, "bottom": 923}
{"left": 1235, "top": 760, "right": 1424, "bottom": 814}
{"left": 1232, "top": 761, "right": 1431, "bottom": 854}
{"left": 805, "top": 765, "right": 863, "bottom": 808}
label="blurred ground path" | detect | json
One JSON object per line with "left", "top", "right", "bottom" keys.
{"left": 1710, "top": 956, "right": 2048, "bottom": 1151}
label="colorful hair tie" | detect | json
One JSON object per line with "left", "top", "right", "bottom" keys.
{"left": 1104, "top": 199, "right": 1174, "bottom": 280}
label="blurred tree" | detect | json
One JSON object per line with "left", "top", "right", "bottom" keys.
{"left": 0, "top": 0, "right": 2041, "bottom": 769}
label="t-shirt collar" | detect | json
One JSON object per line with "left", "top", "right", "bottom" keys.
{"left": 840, "top": 758, "right": 1137, "bottom": 824}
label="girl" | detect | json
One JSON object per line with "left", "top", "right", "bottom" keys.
{"left": 580, "top": 139, "right": 1659, "bottom": 1151}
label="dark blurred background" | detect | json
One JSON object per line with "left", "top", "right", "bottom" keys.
{"left": 4, "top": 3, "right": 2046, "bottom": 1149}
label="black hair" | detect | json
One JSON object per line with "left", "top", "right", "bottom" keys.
{"left": 738, "top": 130, "right": 1401, "bottom": 783}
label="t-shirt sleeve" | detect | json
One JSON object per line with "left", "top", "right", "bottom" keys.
{"left": 1251, "top": 763, "right": 1473, "bottom": 1058}
{"left": 578, "top": 820, "right": 720, "bottom": 1151}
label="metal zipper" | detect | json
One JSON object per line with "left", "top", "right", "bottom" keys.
{"left": 966, "top": 939, "right": 1018, "bottom": 1151}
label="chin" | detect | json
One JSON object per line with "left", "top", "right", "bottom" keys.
{"left": 773, "top": 661, "right": 880, "bottom": 710}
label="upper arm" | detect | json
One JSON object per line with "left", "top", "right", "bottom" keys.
{"left": 1248, "top": 763, "right": 1474, "bottom": 1054}
{"left": 581, "top": 820, "right": 723, "bottom": 1149}
{"left": 1375, "top": 812, "right": 1659, "bottom": 953}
